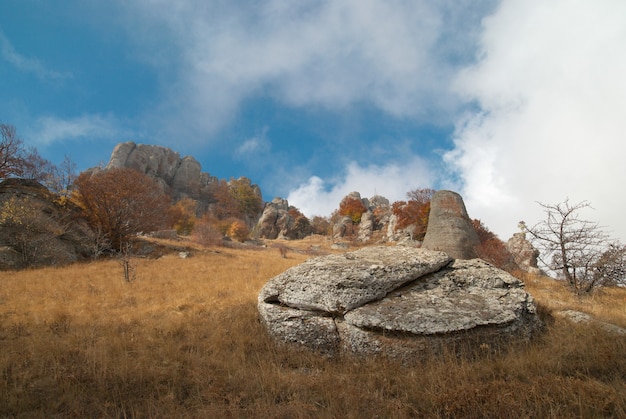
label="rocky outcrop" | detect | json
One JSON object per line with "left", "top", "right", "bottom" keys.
{"left": 0, "top": 179, "right": 94, "bottom": 270}
{"left": 105, "top": 141, "right": 220, "bottom": 201}
{"left": 332, "top": 192, "right": 390, "bottom": 242}
{"left": 422, "top": 190, "right": 480, "bottom": 259}
{"left": 254, "top": 198, "right": 311, "bottom": 240}
{"left": 507, "top": 232, "right": 541, "bottom": 274}
{"left": 258, "top": 246, "right": 541, "bottom": 358}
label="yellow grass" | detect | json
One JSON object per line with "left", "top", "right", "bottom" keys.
{"left": 1, "top": 242, "right": 625, "bottom": 417}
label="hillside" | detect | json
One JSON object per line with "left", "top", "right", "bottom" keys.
{"left": 0, "top": 240, "right": 624, "bottom": 417}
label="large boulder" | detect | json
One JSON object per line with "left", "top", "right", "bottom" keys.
{"left": 422, "top": 190, "right": 480, "bottom": 259}
{"left": 258, "top": 246, "right": 541, "bottom": 358}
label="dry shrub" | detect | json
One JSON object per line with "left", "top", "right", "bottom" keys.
{"left": 0, "top": 249, "right": 625, "bottom": 417}
{"left": 227, "top": 219, "right": 250, "bottom": 242}
{"left": 191, "top": 216, "right": 223, "bottom": 247}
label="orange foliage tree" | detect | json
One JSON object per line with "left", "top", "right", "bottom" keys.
{"left": 391, "top": 188, "right": 434, "bottom": 241}
{"left": 472, "top": 219, "right": 515, "bottom": 271}
{"left": 210, "top": 178, "right": 262, "bottom": 223}
{"left": 338, "top": 197, "right": 367, "bottom": 223}
{"left": 168, "top": 198, "right": 197, "bottom": 235}
{"left": 73, "top": 168, "right": 171, "bottom": 250}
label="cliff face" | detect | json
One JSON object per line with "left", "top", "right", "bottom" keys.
{"left": 104, "top": 142, "right": 262, "bottom": 215}
{"left": 106, "top": 141, "right": 219, "bottom": 201}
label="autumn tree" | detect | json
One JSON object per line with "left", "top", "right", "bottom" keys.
{"left": 0, "top": 195, "right": 55, "bottom": 266}
{"left": 73, "top": 168, "right": 171, "bottom": 250}
{"left": 210, "top": 178, "right": 262, "bottom": 221}
{"left": 229, "top": 177, "right": 263, "bottom": 221}
{"left": 391, "top": 188, "right": 434, "bottom": 240}
{"left": 338, "top": 196, "right": 367, "bottom": 223}
{"left": 524, "top": 199, "right": 611, "bottom": 293}
{"left": 310, "top": 215, "right": 331, "bottom": 235}
{"left": 472, "top": 219, "right": 515, "bottom": 271}
{"left": 168, "top": 198, "right": 198, "bottom": 235}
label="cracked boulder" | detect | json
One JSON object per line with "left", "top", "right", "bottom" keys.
{"left": 258, "top": 246, "right": 541, "bottom": 358}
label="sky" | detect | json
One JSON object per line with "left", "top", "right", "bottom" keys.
{"left": 1, "top": 0, "right": 625, "bottom": 242}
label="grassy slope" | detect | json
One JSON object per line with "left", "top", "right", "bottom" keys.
{"left": 0, "top": 239, "right": 625, "bottom": 418}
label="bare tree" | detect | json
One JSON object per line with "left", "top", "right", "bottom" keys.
{"left": 51, "top": 154, "right": 77, "bottom": 197}
{"left": 524, "top": 199, "right": 609, "bottom": 293}
{"left": 594, "top": 242, "right": 626, "bottom": 287}
{"left": 0, "top": 124, "right": 26, "bottom": 179}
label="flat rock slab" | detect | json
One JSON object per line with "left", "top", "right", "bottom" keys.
{"left": 258, "top": 246, "right": 541, "bottom": 358}
{"left": 259, "top": 246, "right": 453, "bottom": 314}
{"left": 345, "top": 259, "right": 535, "bottom": 334}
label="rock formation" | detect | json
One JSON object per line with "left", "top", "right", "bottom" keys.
{"left": 254, "top": 198, "right": 311, "bottom": 240}
{"left": 422, "top": 190, "right": 480, "bottom": 259}
{"left": 507, "top": 232, "right": 541, "bottom": 274}
{"left": 105, "top": 141, "right": 263, "bottom": 216}
{"left": 258, "top": 246, "right": 541, "bottom": 358}
{"left": 0, "top": 179, "right": 94, "bottom": 270}
{"left": 332, "top": 192, "right": 390, "bottom": 242}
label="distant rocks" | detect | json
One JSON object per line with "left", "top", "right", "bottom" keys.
{"left": 422, "top": 190, "right": 480, "bottom": 259}
{"left": 258, "top": 246, "right": 541, "bottom": 358}
{"left": 255, "top": 198, "right": 311, "bottom": 240}
{"left": 507, "top": 232, "right": 541, "bottom": 274}
{"left": 103, "top": 141, "right": 265, "bottom": 220}
{"left": 106, "top": 141, "right": 218, "bottom": 201}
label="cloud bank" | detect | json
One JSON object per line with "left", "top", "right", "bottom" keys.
{"left": 287, "top": 158, "right": 435, "bottom": 217}
{"left": 118, "top": 0, "right": 492, "bottom": 141}
{"left": 447, "top": 0, "right": 626, "bottom": 241}
{"left": 25, "top": 114, "right": 126, "bottom": 147}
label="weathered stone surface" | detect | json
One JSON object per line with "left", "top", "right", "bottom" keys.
{"left": 259, "top": 246, "right": 452, "bottom": 315}
{"left": 357, "top": 210, "right": 374, "bottom": 242}
{"left": 332, "top": 216, "right": 353, "bottom": 240}
{"left": 258, "top": 303, "right": 340, "bottom": 354}
{"left": 507, "top": 232, "right": 541, "bottom": 274}
{"left": 105, "top": 141, "right": 222, "bottom": 203}
{"left": 422, "top": 190, "right": 480, "bottom": 259}
{"left": 258, "top": 246, "right": 541, "bottom": 358}
{"left": 345, "top": 259, "right": 535, "bottom": 335}
{"left": 255, "top": 198, "right": 312, "bottom": 240}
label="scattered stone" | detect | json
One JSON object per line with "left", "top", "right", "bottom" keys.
{"left": 554, "top": 310, "right": 626, "bottom": 336}
{"left": 422, "top": 190, "right": 480, "bottom": 259}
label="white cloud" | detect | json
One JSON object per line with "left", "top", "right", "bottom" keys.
{"left": 235, "top": 127, "right": 271, "bottom": 158}
{"left": 26, "top": 114, "right": 126, "bottom": 146}
{"left": 0, "top": 30, "right": 71, "bottom": 81}
{"left": 287, "top": 158, "right": 435, "bottom": 217}
{"left": 446, "top": 0, "right": 626, "bottom": 241}
{"left": 117, "top": 0, "right": 493, "bottom": 140}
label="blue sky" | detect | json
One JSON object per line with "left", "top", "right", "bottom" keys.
{"left": 2, "top": 0, "right": 625, "bottom": 242}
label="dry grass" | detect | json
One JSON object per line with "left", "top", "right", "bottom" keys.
{"left": 1, "top": 243, "right": 625, "bottom": 418}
